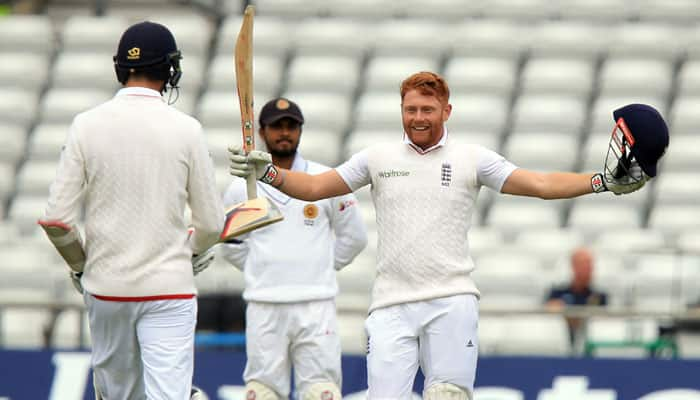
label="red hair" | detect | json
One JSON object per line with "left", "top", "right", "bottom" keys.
{"left": 400, "top": 71, "right": 450, "bottom": 105}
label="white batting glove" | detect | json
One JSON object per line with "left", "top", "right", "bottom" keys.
{"left": 70, "top": 271, "right": 84, "bottom": 294}
{"left": 592, "top": 160, "right": 648, "bottom": 195}
{"left": 192, "top": 247, "right": 216, "bottom": 276}
{"left": 228, "top": 145, "right": 279, "bottom": 184}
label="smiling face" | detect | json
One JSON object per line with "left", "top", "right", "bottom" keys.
{"left": 401, "top": 89, "right": 451, "bottom": 149}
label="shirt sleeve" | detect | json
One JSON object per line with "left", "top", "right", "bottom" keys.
{"left": 42, "top": 120, "right": 86, "bottom": 226}
{"left": 187, "top": 126, "right": 225, "bottom": 254}
{"left": 219, "top": 178, "right": 249, "bottom": 271}
{"left": 475, "top": 145, "right": 518, "bottom": 192}
{"left": 329, "top": 192, "right": 368, "bottom": 271}
{"left": 335, "top": 150, "right": 371, "bottom": 192}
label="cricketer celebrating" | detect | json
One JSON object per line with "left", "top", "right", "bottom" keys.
{"left": 229, "top": 71, "right": 669, "bottom": 399}
{"left": 222, "top": 98, "right": 368, "bottom": 399}
{"left": 39, "top": 21, "right": 223, "bottom": 400}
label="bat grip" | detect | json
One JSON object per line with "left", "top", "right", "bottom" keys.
{"left": 246, "top": 165, "right": 257, "bottom": 199}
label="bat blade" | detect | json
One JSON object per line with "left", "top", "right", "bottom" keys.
{"left": 220, "top": 197, "right": 284, "bottom": 240}
{"left": 235, "top": 5, "right": 256, "bottom": 199}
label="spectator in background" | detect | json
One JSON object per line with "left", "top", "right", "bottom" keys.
{"left": 546, "top": 247, "right": 609, "bottom": 346}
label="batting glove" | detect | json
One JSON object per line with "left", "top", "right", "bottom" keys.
{"left": 70, "top": 271, "right": 84, "bottom": 294}
{"left": 592, "top": 160, "right": 648, "bottom": 195}
{"left": 228, "top": 145, "right": 278, "bottom": 184}
{"left": 192, "top": 247, "right": 216, "bottom": 276}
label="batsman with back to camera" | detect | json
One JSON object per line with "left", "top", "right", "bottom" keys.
{"left": 229, "top": 71, "right": 670, "bottom": 399}
{"left": 38, "top": 21, "right": 223, "bottom": 400}
{"left": 221, "top": 97, "right": 368, "bottom": 399}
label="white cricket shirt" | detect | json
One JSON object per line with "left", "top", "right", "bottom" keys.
{"left": 43, "top": 87, "right": 225, "bottom": 298}
{"left": 336, "top": 130, "right": 517, "bottom": 312}
{"left": 221, "top": 154, "right": 368, "bottom": 303}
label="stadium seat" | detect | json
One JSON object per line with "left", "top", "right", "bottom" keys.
{"left": 447, "top": 94, "right": 510, "bottom": 135}
{"left": 510, "top": 94, "right": 587, "bottom": 135}
{"left": 51, "top": 52, "right": 118, "bottom": 91}
{"left": 39, "top": 88, "right": 112, "bottom": 124}
{"left": 253, "top": 0, "right": 323, "bottom": 18}
{"left": 657, "top": 135, "right": 700, "bottom": 172}
{"left": 206, "top": 53, "right": 284, "bottom": 95}
{"left": 353, "top": 93, "right": 402, "bottom": 131}
{"left": 472, "top": 250, "right": 550, "bottom": 297}
{"left": 520, "top": 58, "right": 595, "bottom": 99}
{"left": 502, "top": 133, "right": 578, "bottom": 171}
{"left": 15, "top": 161, "right": 58, "bottom": 197}
{"left": 607, "top": 23, "right": 684, "bottom": 61}
{"left": 364, "top": 56, "right": 441, "bottom": 94}
{"left": 468, "top": 226, "right": 506, "bottom": 259}
{"left": 400, "top": 0, "right": 482, "bottom": 19}
{"left": 675, "top": 60, "right": 700, "bottom": 98}
{"left": 146, "top": 14, "right": 212, "bottom": 59}
{"left": 286, "top": 56, "right": 360, "bottom": 96}
{"left": 0, "top": 88, "right": 40, "bottom": 128}
{"left": 444, "top": 57, "right": 517, "bottom": 97}
{"left": 513, "top": 228, "right": 585, "bottom": 267}
{"left": 60, "top": 15, "right": 128, "bottom": 54}
{"left": 598, "top": 59, "right": 673, "bottom": 98}
{"left": 296, "top": 129, "right": 343, "bottom": 167}
{"left": 50, "top": 308, "right": 91, "bottom": 349}
{"left": 370, "top": 19, "right": 449, "bottom": 58}
{"left": 677, "top": 230, "right": 700, "bottom": 255}
{"left": 636, "top": 0, "right": 700, "bottom": 24}
{"left": 528, "top": 21, "right": 610, "bottom": 60}
{"left": 0, "top": 308, "right": 53, "bottom": 348}
{"left": 7, "top": 195, "right": 51, "bottom": 235}
{"left": 217, "top": 15, "right": 292, "bottom": 57}
{"left": 486, "top": 198, "right": 565, "bottom": 235}
{"left": 490, "top": 315, "right": 571, "bottom": 356}
{"left": 0, "top": 124, "right": 27, "bottom": 165}
{"left": 344, "top": 129, "right": 398, "bottom": 159}
{"left": 0, "top": 52, "right": 50, "bottom": 92}
{"left": 174, "top": 56, "right": 206, "bottom": 94}
{"left": 555, "top": 0, "right": 631, "bottom": 22}
{"left": 653, "top": 172, "right": 700, "bottom": 205}
{"left": 587, "top": 95, "right": 665, "bottom": 137}
{"left": 567, "top": 202, "right": 642, "bottom": 236}
{"left": 448, "top": 132, "right": 501, "bottom": 155}
{"left": 322, "top": 0, "right": 397, "bottom": 19}
{"left": 593, "top": 229, "right": 668, "bottom": 256}
{"left": 0, "top": 15, "right": 54, "bottom": 56}
{"left": 648, "top": 205, "right": 700, "bottom": 235}
{"left": 197, "top": 90, "right": 269, "bottom": 130}
{"left": 629, "top": 253, "right": 691, "bottom": 309}
{"left": 292, "top": 18, "right": 370, "bottom": 57}
{"left": 278, "top": 91, "right": 352, "bottom": 133}
{"left": 669, "top": 96, "right": 700, "bottom": 136}
{"left": 584, "top": 317, "right": 660, "bottom": 358}
{"left": 451, "top": 19, "right": 529, "bottom": 61}
{"left": 481, "top": 0, "right": 555, "bottom": 21}
{"left": 28, "top": 124, "right": 69, "bottom": 163}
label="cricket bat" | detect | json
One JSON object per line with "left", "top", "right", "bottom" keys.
{"left": 219, "top": 5, "right": 283, "bottom": 240}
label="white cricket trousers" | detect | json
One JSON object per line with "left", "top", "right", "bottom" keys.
{"left": 85, "top": 294, "right": 197, "bottom": 400}
{"left": 244, "top": 300, "right": 342, "bottom": 398}
{"left": 365, "top": 294, "right": 479, "bottom": 399}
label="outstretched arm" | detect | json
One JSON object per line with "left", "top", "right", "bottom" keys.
{"left": 501, "top": 169, "right": 594, "bottom": 199}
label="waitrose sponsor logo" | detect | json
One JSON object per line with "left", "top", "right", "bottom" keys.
{"left": 378, "top": 169, "right": 410, "bottom": 178}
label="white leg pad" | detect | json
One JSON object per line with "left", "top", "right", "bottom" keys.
{"left": 246, "top": 380, "right": 282, "bottom": 400}
{"left": 302, "top": 382, "right": 342, "bottom": 400}
{"left": 423, "top": 383, "right": 472, "bottom": 400}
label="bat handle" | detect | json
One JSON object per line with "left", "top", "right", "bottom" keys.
{"left": 246, "top": 166, "right": 257, "bottom": 199}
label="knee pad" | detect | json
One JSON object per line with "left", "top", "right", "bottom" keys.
{"left": 423, "top": 383, "right": 472, "bottom": 400}
{"left": 246, "top": 380, "right": 281, "bottom": 400}
{"left": 302, "top": 382, "right": 342, "bottom": 400}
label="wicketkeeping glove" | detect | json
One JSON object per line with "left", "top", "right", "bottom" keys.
{"left": 192, "top": 247, "right": 216, "bottom": 276}
{"left": 228, "top": 145, "right": 279, "bottom": 184}
{"left": 592, "top": 159, "right": 648, "bottom": 195}
{"left": 70, "top": 270, "right": 84, "bottom": 294}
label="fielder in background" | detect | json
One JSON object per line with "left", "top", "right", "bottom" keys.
{"left": 221, "top": 98, "right": 368, "bottom": 400}
{"left": 38, "top": 21, "right": 223, "bottom": 400}
{"left": 545, "top": 247, "right": 609, "bottom": 348}
{"left": 229, "top": 72, "right": 669, "bottom": 399}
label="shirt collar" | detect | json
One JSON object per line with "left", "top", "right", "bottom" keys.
{"left": 115, "top": 87, "right": 164, "bottom": 100}
{"left": 403, "top": 127, "right": 449, "bottom": 154}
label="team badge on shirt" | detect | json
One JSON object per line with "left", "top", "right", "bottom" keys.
{"left": 303, "top": 204, "right": 318, "bottom": 226}
{"left": 441, "top": 162, "right": 452, "bottom": 187}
